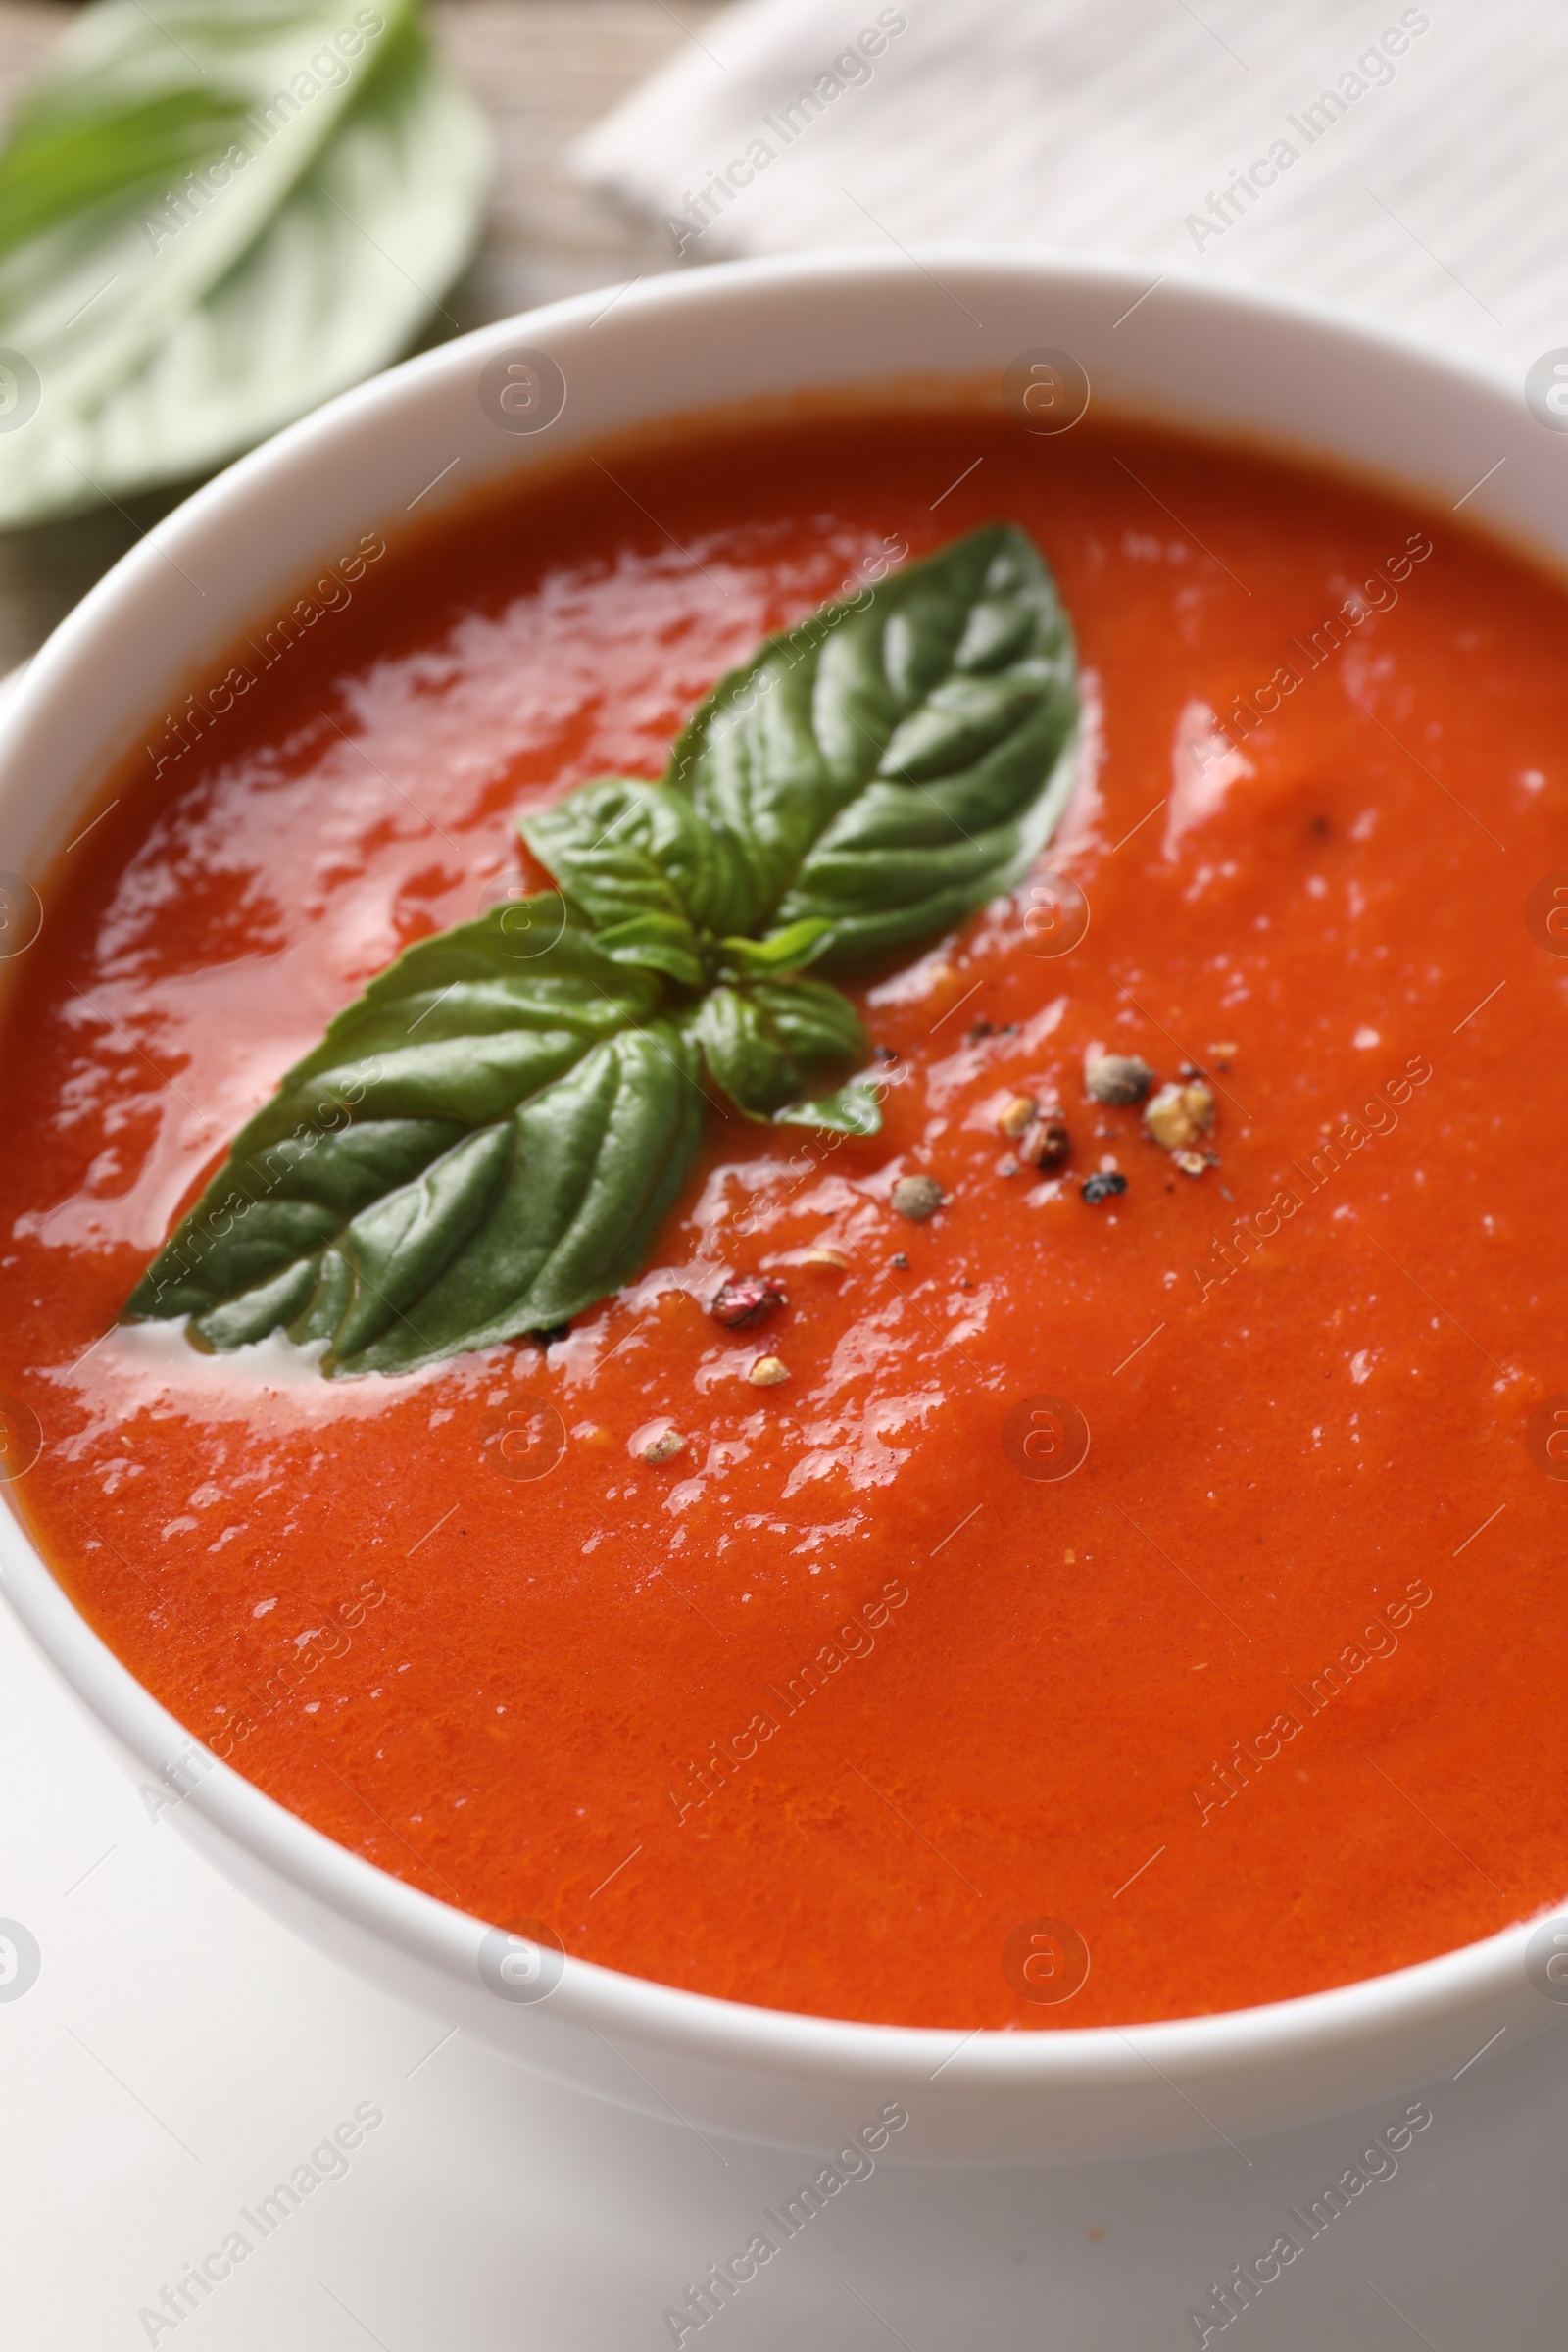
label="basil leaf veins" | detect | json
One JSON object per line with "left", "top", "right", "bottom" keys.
{"left": 667, "top": 521, "right": 1078, "bottom": 965}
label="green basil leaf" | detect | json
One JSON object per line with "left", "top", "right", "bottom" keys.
{"left": 321, "top": 1020, "right": 704, "bottom": 1375}
{"left": 124, "top": 900, "right": 698, "bottom": 1371}
{"left": 521, "top": 784, "right": 835, "bottom": 987}
{"left": 715, "top": 917, "right": 833, "bottom": 977}
{"left": 0, "top": 3, "right": 490, "bottom": 523}
{"left": 0, "top": 2, "right": 373, "bottom": 260}
{"left": 688, "top": 976, "right": 871, "bottom": 1124}
{"left": 250, "top": 894, "right": 659, "bottom": 1117}
{"left": 592, "top": 915, "right": 707, "bottom": 989}
{"left": 667, "top": 523, "right": 1078, "bottom": 965}
{"left": 519, "top": 774, "right": 748, "bottom": 942}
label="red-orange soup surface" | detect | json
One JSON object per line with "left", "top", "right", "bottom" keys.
{"left": 2, "top": 407, "right": 1564, "bottom": 2030}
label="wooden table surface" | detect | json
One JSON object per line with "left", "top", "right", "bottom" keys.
{"left": 0, "top": 0, "right": 715, "bottom": 670}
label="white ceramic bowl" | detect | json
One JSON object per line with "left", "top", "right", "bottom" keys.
{"left": 0, "top": 251, "right": 1560, "bottom": 2166}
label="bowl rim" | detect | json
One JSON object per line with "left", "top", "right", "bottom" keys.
{"left": 0, "top": 242, "right": 1553, "bottom": 2094}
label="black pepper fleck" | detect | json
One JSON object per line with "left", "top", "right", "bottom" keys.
{"left": 873, "top": 1044, "right": 899, "bottom": 1062}
{"left": 531, "top": 1322, "right": 571, "bottom": 1345}
{"left": 891, "top": 1251, "right": 908, "bottom": 1269}
{"left": 1081, "top": 1171, "right": 1128, "bottom": 1205}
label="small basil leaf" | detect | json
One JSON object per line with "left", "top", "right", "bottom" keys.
{"left": 716, "top": 917, "right": 833, "bottom": 977}
{"left": 667, "top": 523, "right": 1077, "bottom": 964}
{"left": 520, "top": 774, "right": 748, "bottom": 941}
{"left": 689, "top": 976, "right": 869, "bottom": 1121}
{"left": 594, "top": 915, "right": 707, "bottom": 989}
{"left": 773, "top": 1079, "right": 883, "bottom": 1137}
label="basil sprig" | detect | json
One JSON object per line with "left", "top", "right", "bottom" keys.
{"left": 124, "top": 523, "right": 1078, "bottom": 1375}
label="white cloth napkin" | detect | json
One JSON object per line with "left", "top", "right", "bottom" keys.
{"left": 576, "top": 0, "right": 1566, "bottom": 380}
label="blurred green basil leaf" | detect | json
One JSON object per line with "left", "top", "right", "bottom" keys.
{"left": 0, "top": 0, "right": 490, "bottom": 523}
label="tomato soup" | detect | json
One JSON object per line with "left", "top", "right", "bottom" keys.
{"left": 2, "top": 406, "right": 1565, "bottom": 2029}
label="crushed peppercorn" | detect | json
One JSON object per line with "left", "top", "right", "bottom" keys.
{"left": 1024, "top": 1114, "right": 1072, "bottom": 1171}
{"left": 1085, "top": 1054, "right": 1155, "bottom": 1105}
{"left": 710, "top": 1275, "right": 787, "bottom": 1329}
{"left": 891, "top": 1174, "right": 944, "bottom": 1222}
{"left": 1144, "top": 1079, "right": 1215, "bottom": 1152}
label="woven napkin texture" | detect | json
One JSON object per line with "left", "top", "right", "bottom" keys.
{"left": 576, "top": 0, "right": 1562, "bottom": 379}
